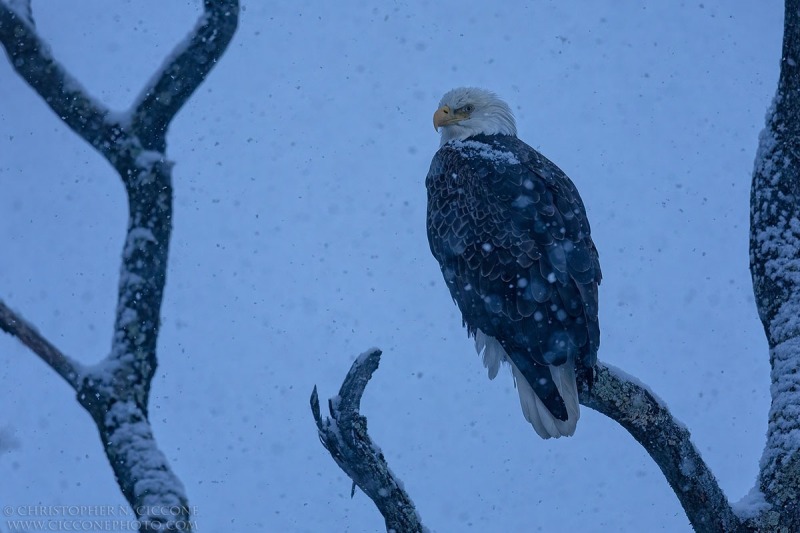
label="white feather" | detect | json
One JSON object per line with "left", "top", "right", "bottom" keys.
{"left": 475, "top": 329, "right": 505, "bottom": 379}
{"left": 550, "top": 360, "right": 580, "bottom": 424}
{"left": 474, "top": 329, "right": 580, "bottom": 439}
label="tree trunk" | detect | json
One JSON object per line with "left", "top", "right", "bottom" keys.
{"left": 750, "top": 1, "right": 800, "bottom": 528}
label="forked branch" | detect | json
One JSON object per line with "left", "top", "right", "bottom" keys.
{"left": 315, "top": 352, "right": 741, "bottom": 532}
{"left": 311, "top": 349, "right": 425, "bottom": 533}
{"left": 0, "top": 1, "right": 239, "bottom": 531}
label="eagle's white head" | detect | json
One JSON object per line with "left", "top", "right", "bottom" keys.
{"left": 433, "top": 87, "right": 517, "bottom": 147}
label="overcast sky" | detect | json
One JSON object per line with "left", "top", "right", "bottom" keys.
{"left": 0, "top": 1, "right": 784, "bottom": 531}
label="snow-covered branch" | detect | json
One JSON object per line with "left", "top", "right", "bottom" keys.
{"left": 131, "top": 0, "right": 240, "bottom": 151}
{"left": 580, "top": 364, "right": 740, "bottom": 532}
{"left": 749, "top": 1, "right": 800, "bottom": 527}
{"left": 84, "top": 399, "right": 192, "bottom": 532}
{"left": 0, "top": 299, "right": 82, "bottom": 389}
{"left": 751, "top": 0, "right": 800, "bottom": 349}
{"left": 311, "top": 349, "right": 426, "bottom": 533}
{"left": 0, "top": 2, "right": 240, "bottom": 531}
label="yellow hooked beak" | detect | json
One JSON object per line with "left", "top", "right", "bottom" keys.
{"left": 433, "top": 105, "right": 469, "bottom": 131}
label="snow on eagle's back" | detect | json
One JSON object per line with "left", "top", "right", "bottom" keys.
{"left": 450, "top": 139, "right": 521, "bottom": 166}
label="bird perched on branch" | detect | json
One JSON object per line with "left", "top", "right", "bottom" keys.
{"left": 426, "top": 87, "right": 601, "bottom": 438}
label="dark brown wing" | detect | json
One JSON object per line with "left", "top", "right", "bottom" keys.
{"left": 426, "top": 134, "right": 601, "bottom": 418}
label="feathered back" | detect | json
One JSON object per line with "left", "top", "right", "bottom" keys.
{"left": 426, "top": 133, "right": 601, "bottom": 425}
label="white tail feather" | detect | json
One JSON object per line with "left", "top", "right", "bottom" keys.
{"left": 550, "top": 361, "right": 580, "bottom": 423}
{"left": 510, "top": 362, "right": 579, "bottom": 438}
{"left": 475, "top": 329, "right": 505, "bottom": 380}
{"left": 475, "top": 329, "right": 580, "bottom": 439}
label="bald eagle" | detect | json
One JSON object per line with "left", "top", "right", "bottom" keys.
{"left": 426, "top": 87, "right": 601, "bottom": 438}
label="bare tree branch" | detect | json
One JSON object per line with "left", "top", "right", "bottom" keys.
{"left": 6, "top": 0, "right": 32, "bottom": 26}
{"left": 0, "top": 299, "right": 82, "bottom": 389}
{"left": 0, "top": 2, "right": 240, "bottom": 530}
{"left": 131, "top": 0, "right": 240, "bottom": 151}
{"left": 315, "top": 350, "right": 741, "bottom": 532}
{"left": 580, "top": 364, "right": 741, "bottom": 532}
{"left": 0, "top": 3, "right": 120, "bottom": 159}
{"left": 311, "top": 349, "right": 426, "bottom": 533}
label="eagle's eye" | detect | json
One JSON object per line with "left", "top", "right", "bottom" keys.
{"left": 463, "top": 104, "right": 475, "bottom": 113}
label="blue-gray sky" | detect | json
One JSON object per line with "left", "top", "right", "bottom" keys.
{"left": 0, "top": 1, "right": 782, "bottom": 531}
